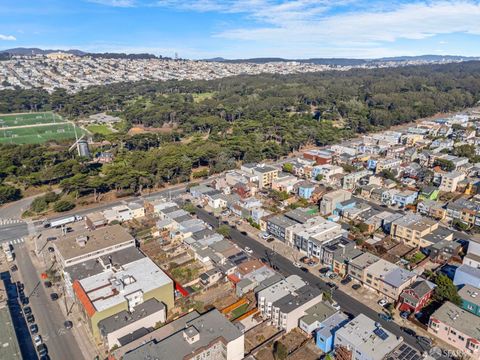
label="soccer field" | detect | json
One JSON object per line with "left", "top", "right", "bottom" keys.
{"left": 0, "top": 112, "right": 85, "bottom": 144}
{"left": 0, "top": 112, "right": 64, "bottom": 127}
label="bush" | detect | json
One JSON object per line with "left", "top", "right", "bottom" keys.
{"left": 53, "top": 200, "right": 75, "bottom": 212}
{"left": 0, "top": 185, "right": 21, "bottom": 205}
{"left": 30, "top": 197, "right": 49, "bottom": 213}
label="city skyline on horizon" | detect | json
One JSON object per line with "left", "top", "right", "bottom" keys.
{"left": 2, "top": 1, "right": 480, "bottom": 60}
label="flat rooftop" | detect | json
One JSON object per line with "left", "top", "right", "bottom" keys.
{"left": 55, "top": 224, "right": 135, "bottom": 261}
{"left": 65, "top": 246, "right": 145, "bottom": 281}
{"left": 123, "top": 309, "right": 243, "bottom": 360}
{"left": 431, "top": 301, "right": 480, "bottom": 340}
{"left": 458, "top": 284, "right": 480, "bottom": 307}
{"left": 98, "top": 298, "right": 165, "bottom": 336}
{"left": 0, "top": 307, "right": 21, "bottom": 360}
{"left": 336, "top": 314, "right": 402, "bottom": 358}
{"left": 79, "top": 257, "right": 172, "bottom": 313}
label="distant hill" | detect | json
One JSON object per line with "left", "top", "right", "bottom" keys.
{"left": 0, "top": 47, "right": 87, "bottom": 56}
{"left": 204, "top": 55, "right": 480, "bottom": 66}
{"left": 1, "top": 48, "right": 479, "bottom": 65}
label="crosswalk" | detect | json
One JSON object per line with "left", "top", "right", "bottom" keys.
{"left": 5, "top": 238, "right": 25, "bottom": 245}
{"left": 0, "top": 218, "right": 24, "bottom": 226}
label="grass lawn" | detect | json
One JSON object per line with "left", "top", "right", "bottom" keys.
{"left": 409, "top": 251, "right": 426, "bottom": 263}
{"left": 192, "top": 92, "right": 216, "bottom": 103}
{"left": 0, "top": 123, "right": 85, "bottom": 144}
{"left": 0, "top": 112, "right": 64, "bottom": 127}
{"left": 87, "top": 124, "right": 114, "bottom": 135}
{"left": 231, "top": 303, "right": 249, "bottom": 319}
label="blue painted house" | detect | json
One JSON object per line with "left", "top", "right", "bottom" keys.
{"left": 459, "top": 284, "right": 480, "bottom": 316}
{"left": 454, "top": 264, "right": 480, "bottom": 288}
{"left": 392, "top": 190, "right": 418, "bottom": 208}
{"left": 367, "top": 159, "right": 377, "bottom": 171}
{"left": 315, "top": 312, "right": 350, "bottom": 353}
{"left": 333, "top": 198, "right": 356, "bottom": 216}
{"left": 297, "top": 181, "right": 316, "bottom": 200}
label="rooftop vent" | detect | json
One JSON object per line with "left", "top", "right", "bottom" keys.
{"left": 76, "top": 235, "right": 88, "bottom": 247}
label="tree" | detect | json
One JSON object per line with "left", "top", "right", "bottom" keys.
{"left": 30, "top": 197, "right": 48, "bottom": 213}
{"left": 273, "top": 341, "right": 288, "bottom": 360}
{"left": 53, "top": 200, "right": 75, "bottom": 212}
{"left": 216, "top": 225, "right": 231, "bottom": 238}
{"left": 0, "top": 185, "right": 21, "bottom": 205}
{"left": 282, "top": 163, "right": 293, "bottom": 173}
{"left": 315, "top": 174, "right": 324, "bottom": 181}
{"left": 380, "top": 169, "right": 397, "bottom": 181}
{"left": 182, "top": 203, "right": 197, "bottom": 214}
{"left": 434, "top": 274, "right": 462, "bottom": 305}
{"left": 433, "top": 159, "right": 455, "bottom": 172}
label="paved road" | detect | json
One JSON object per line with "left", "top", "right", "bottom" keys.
{"left": 194, "top": 207, "right": 431, "bottom": 355}
{"left": 0, "top": 222, "right": 28, "bottom": 243}
{"left": 15, "top": 245, "right": 84, "bottom": 360}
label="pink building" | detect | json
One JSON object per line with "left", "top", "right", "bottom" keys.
{"left": 428, "top": 301, "right": 480, "bottom": 359}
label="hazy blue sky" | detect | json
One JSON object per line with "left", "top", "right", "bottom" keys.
{"left": 2, "top": 0, "right": 480, "bottom": 59}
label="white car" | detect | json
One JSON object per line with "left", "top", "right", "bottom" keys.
{"left": 378, "top": 299, "right": 388, "bottom": 307}
{"left": 293, "top": 262, "right": 302, "bottom": 268}
{"left": 244, "top": 247, "right": 253, "bottom": 254}
{"left": 261, "top": 232, "right": 270, "bottom": 240}
{"left": 33, "top": 335, "right": 42, "bottom": 346}
{"left": 331, "top": 302, "right": 341, "bottom": 310}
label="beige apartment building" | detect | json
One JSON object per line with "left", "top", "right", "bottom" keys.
{"left": 390, "top": 214, "right": 438, "bottom": 248}
{"left": 253, "top": 165, "right": 279, "bottom": 189}
{"left": 439, "top": 171, "right": 466, "bottom": 193}
{"left": 349, "top": 254, "right": 417, "bottom": 300}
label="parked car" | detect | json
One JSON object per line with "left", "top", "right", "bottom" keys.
{"left": 43, "top": 281, "right": 52, "bottom": 288}
{"left": 244, "top": 247, "right": 253, "bottom": 254}
{"left": 417, "top": 336, "right": 433, "bottom": 348}
{"left": 10, "top": 265, "right": 18, "bottom": 272}
{"left": 33, "top": 335, "right": 42, "bottom": 346}
{"left": 26, "top": 315, "right": 35, "bottom": 324}
{"left": 46, "top": 237, "right": 57, "bottom": 241}
{"left": 47, "top": 247, "right": 55, "bottom": 253}
{"left": 378, "top": 299, "right": 388, "bottom": 307}
{"left": 21, "top": 296, "right": 29, "bottom": 305}
{"left": 401, "top": 327, "right": 416, "bottom": 337}
{"left": 17, "top": 282, "right": 24, "bottom": 291}
{"left": 378, "top": 313, "right": 393, "bottom": 322}
{"left": 37, "top": 344, "right": 48, "bottom": 357}
{"left": 300, "top": 267, "right": 309, "bottom": 273}
{"left": 319, "top": 267, "right": 329, "bottom": 275}
{"left": 50, "top": 293, "right": 59, "bottom": 301}
{"left": 64, "top": 320, "right": 73, "bottom": 330}
{"left": 293, "top": 262, "right": 302, "bottom": 268}
{"left": 266, "top": 238, "right": 274, "bottom": 243}
{"left": 331, "top": 302, "right": 341, "bottom": 310}
{"left": 400, "top": 311, "right": 410, "bottom": 319}
{"left": 261, "top": 232, "right": 270, "bottom": 240}
{"left": 329, "top": 273, "right": 338, "bottom": 279}
{"left": 307, "top": 260, "right": 316, "bottom": 267}
{"left": 23, "top": 306, "right": 32, "bottom": 316}
{"left": 29, "top": 324, "right": 38, "bottom": 334}
{"left": 352, "top": 283, "right": 361, "bottom": 290}
{"left": 326, "top": 282, "right": 338, "bottom": 290}
{"left": 341, "top": 276, "right": 352, "bottom": 285}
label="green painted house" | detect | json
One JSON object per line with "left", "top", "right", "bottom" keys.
{"left": 419, "top": 186, "right": 440, "bottom": 201}
{"left": 459, "top": 284, "right": 480, "bottom": 317}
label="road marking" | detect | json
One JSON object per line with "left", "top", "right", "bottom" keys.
{"left": 7, "top": 238, "right": 24, "bottom": 245}
{"left": 0, "top": 218, "right": 24, "bottom": 225}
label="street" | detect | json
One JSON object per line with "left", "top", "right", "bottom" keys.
{"left": 14, "top": 245, "right": 84, "bottom": 360}
{"left": 194, "top": 207, "right": 431, "bottom": 354}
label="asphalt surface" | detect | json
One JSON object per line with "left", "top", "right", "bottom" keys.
{"left": 0, "top": 222, "right": 29, "bottom": 242}
{"left": 15, "top": 245, "right": 84, "bottom": 360}
{"left": 194, "top": 207, "right": 432, "bottom": 355}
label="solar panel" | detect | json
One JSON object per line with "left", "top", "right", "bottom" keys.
{"left": 373, "top": 327, "right": 389, "bottom": 340}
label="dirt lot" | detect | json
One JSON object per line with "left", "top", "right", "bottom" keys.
{"left": 288, "top": 339, "right": 323, "bottom": 360}
{"left": 245, "top": 323, "right": 279, "bottom": 352}
{"left": 193, "top": 281, "right": 238, "bottom": 309}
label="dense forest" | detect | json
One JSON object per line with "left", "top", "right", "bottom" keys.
{"left": 1, "top": 61, "right": 480, "bottom": 207}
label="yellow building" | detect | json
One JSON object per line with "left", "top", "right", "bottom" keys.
{"left": 73, "top": 257, "right": 174, "bottom": 342}
{"left": 390, "top": 214, "right": 438, "bottom": 248}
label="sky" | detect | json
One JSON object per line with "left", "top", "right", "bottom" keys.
{"left": 1, "top": 0, "right": 480, "bottom": 59}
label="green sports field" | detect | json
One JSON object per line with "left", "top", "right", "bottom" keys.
{"left": 0, "top": 112, "right": 64, "bottom": 127}
{"left": 0, "top": 112, "right": 85, "bottom": 144}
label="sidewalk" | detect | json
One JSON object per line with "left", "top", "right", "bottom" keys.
{"left": 24, "top": 234, "right": 102, "bottom": 360}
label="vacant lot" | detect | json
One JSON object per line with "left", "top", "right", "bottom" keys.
{"left": 86, "top": 124, "right": 114, "bottom": 135}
